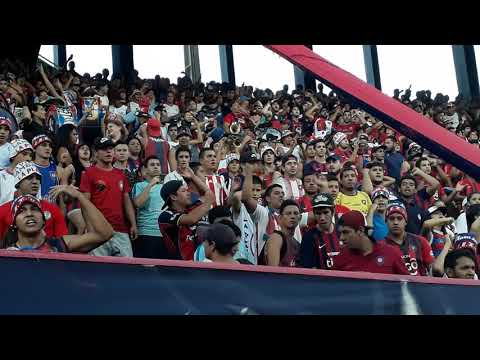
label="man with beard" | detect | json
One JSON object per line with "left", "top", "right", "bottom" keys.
{"left": 0, "top": 161, "right": 68, "bottom": 240}
{"left": 326, "top": 154, "right": 342, "bottom": 176}
{"left": 395, "top": 174, "right": 430, "bottom": 235}
{"left": 262, "top": 199, "right": 301, "bottom": 267}
{"left": 384, "top": 135, "right": 408, "bottom": 182}
{"left": 335, "top": 164, "right": 372, "bottom": 216}
{"left": 298, "top": 193, "right": 342, "bottom": 269}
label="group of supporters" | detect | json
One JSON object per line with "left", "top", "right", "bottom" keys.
{"left": 1, "top": 54, "right": 480, "bottom": 281}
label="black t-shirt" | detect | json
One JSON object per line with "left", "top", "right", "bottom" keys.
{"left": 22, "top": 120, "right": 53, "bottom": 144}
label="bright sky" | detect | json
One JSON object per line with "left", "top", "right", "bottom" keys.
{"left": 38, "top": 45, "right": 480, "bottom": 99}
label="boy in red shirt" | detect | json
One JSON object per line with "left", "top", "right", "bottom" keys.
{"left": 80, "top": 137, "right": 138, "bottom": 257}
{"left": 333, "top": 210, "right": 410, "bottom": 275}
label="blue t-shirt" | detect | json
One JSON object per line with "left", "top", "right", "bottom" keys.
{"left": 35, "top": 161, "right": 59, "bottom": 200}
{"left": 384, "top": 151, "right": 405, "bottom": 181}
{"left": 372, "top": 213, "right": 389, "bottom": 242}
{"left": 131, "top": 181, "right": 164, "bottom": 237}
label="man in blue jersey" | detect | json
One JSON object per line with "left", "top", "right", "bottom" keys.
{"left": 32, "top": 134, "right": 60, "bottom": 201}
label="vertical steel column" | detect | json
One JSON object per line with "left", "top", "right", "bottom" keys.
{"left": 452, "top": 45, "right": 480, "bottom": 100}
{"left": 362, "top": 45, "right": 382, "bottom": 90}
{"left": 112, "top": 45, "right": 135, "bottom": 85}
{"left": 184, "top": 45, "right": 201, "bottom": 84}
{"left": 53, "top": 45, "right": 67, "bottom": 68}
{"left": 219, "top": 45, "right": 236, "bottom": 85}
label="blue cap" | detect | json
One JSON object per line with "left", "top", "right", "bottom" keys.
{"left": 210, "top": 128, "right": 225, "bottom": 143}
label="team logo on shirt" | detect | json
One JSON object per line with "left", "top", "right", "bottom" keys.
{"left": 376, "top": 256, "right": 384, "bottom": 265}
{"left": 119, "top": 181, "right": 124, "bottom": 192}
{"left": 44, "top": 211, "right": 51, "bottom": 220}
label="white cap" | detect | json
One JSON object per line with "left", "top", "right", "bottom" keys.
{"left": 333, "top": 132, "right": 347, "bottom": 145}
{"left": 14, "top": 161, "right": 41, "bottom": 187}
{"left": 9, "top": 139, "right": 33, "bottom": 160}
{"left": 261, "top": 146, "right": 275, "bottom": 159}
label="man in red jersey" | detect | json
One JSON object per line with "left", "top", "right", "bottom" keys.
{"left": 384, "top": 203, "right": 434, "bottom": 276}
{"left": 332, "top": 210, "right": 410, "bottom": 275}
{"left": 80, "top": 137, "right": 138, "bottom": 257}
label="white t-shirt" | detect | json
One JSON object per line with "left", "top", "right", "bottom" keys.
{"left": 273, "top": 177, "right": 305, "bottom": 201}
{"left": 129, "top": 102, "right": 140, "bottom": 114}
{"left": 0, "top": 142, "right": 13, "bottom": 171}
{"left": 163, "top": 171, "right": 186, "bottom": 185}
{"left": 108, "top": 105, "right": 128, "bottom": 118}
{"left": 164, "top": 104, "right": 180, "bottom": 119}
{"left": 0, "top": 169, "right": 15, "bottom": 206}
{"left": 455, "top": 212, "right": 468, "bottom": 234}
{"left": 233, "top": 203, "right": 258, "bottom": 265}
{"left": 95, "top": 95, "right": 109, "bottom": 108}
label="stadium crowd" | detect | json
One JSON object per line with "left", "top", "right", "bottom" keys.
{"left": 1, "top": 53, "right": 480, "bottom": 281}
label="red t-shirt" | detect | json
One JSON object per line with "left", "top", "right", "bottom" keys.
{"left": 0, "top": 199, "right": 68, "bottom": 240}
{"left": 332, "top": 242, "right": 410, "bottom": 275}
{"left": 80, "top": 166, "right": 131, "bottom": 233}
{"left": 385, "top": 233, "right": 434, "bottom": 276}
{"left": 334, "top": 147, "right": 352, "bottom": 163}
{"left": 334, "top": 123, "right": 360, "bottom": 139}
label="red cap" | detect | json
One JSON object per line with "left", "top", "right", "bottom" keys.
{"left": 0, "top": 117, "right": 12, "bottom": 131}
{"left": 338, "top": 210, "right": 367, "bottom": 230}
{"left": 385, "top": 204, "right": 408, "bottom": 221}
{"left": 147, "top": 118, "right": 161, "bottom": 137}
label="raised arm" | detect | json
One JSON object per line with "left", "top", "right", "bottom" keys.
{"left": 241, "top": 162, "right": 259, "bottom": 213}
{"left": 49, "top": 185, "right": 113, "bottom": 253}
{"left": 411, "top": 168, "right": 440, "bottom": 196}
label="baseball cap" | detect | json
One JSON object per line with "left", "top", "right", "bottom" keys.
{"left": 312, "top": 193, "right": 334, "bottom": 209}
{"left": 136, "top": 110, "right": 150, "bottom": 118}
{"left": 281, "top": 154, "right": 298, "bottom": 165}
{"left": 454, "top": 233, "right": 478, "bottom": 255}
{"left": 32, "top": 134, "right": 52, "bottom": 149}
{"left": 303, "top": 161, "right": 317, "bottom": 177}
{"left": 10, "top": 195, "right": 43, "bottom": 226}
{"left": 326, "top": 154, "right": 340, "bottom": 162}
{"left": 372, "top": 144, "right": 386, "bottom": 152}
{"left": 260, "top": 146, "right": 275, "bottom": 159}
{"left": 209, "top": 128, "right": 224, "bottom": 143}
{"left": 177, "top": 127, "right": 192, "bottom": 138}
{"left": 160, "top": 180, "right": 184, "bottom": 207}
{"left": 0, "top": 116, "right": 12, "bottom": 131}
{"left": 14, "top": 161, "right": 41, "bottom": 187}
{"left": 427, "top": 205, "right": 448, "bottom": 216}
{"left": 93, "top": 137, "right": 115, "bottom": 150}
{"left": 333, "top": 132, "right": 347, "bottom": 146}
{"left": 205, "top": 222, "right": 239, "bottom": 250}
{"left": 240, "top": 151, "right": 261, "bottom": 163}
{"left": 147, "top": 118, "right": 161, "bottom": 137}
{"left": 9, "top": 139, "right": 33, "bottom": 160}
{"left": 338, "top": 210, "right": 368, "bottom": 230}
{"left": 372, "top": 187, "right": 390, "bottom": 200}
{"left": 225, "top": 153, "right": 240, "bottom": 167}
{"left": 385, "top": 203, "right": 408, "bottom": 221}
{"left": 281, "top": 130, "right": 294, "bottom": 139}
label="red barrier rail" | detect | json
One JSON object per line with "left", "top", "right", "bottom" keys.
{"left": 1, "top": 250, "right": 478, "bottom": 287}
{"left": 263, "top": 45, "right": 480, "bottom": 181}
